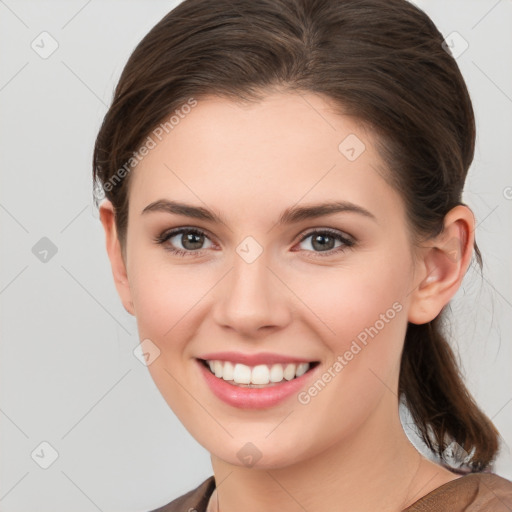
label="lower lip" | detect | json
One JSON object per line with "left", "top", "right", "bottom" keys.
{"left": 196, "top": 359, "right": 319, "bottom": 409}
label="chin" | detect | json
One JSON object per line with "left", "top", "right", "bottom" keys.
{"left": 204, "top": 430, "right": 317, "bottom": 471}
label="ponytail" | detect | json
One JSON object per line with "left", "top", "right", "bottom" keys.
{"left": 399, "top": 301, "right": 500, "bottom": 472}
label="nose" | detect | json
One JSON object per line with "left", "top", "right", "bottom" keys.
{"left": 211, "top": 252, "right": 292, "bottom": 338}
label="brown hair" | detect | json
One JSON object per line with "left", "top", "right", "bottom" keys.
{"left": 93, "top": 0, "right": 500, "bottom": 471}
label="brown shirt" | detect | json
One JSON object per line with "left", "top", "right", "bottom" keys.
{"left": 150, "top": 472, "right": 512, "bottom": 511}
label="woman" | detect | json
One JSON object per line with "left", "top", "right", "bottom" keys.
{"left": 93, "top": 0, "right": 512, "bottom": 510}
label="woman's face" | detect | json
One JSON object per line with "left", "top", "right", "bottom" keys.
{"left": 105, "top": 91, "right": 425, "bottom": 468}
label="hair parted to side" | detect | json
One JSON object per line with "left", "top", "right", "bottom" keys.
{"left": 93, "top": 0, "right": 500, "bottom": 471}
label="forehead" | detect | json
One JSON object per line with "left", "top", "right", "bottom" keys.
{"left": 128, "top": 91, "right": 403, "bottom": 228}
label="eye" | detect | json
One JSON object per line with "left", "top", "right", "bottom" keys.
{"left": 154, "top": 226, "right": 356, "bottom": 258}
{"left": 154, "top": 227, "right": 214, "bottom": 257}
{"left": 295, "top": 228, "right": 355, "bottom": 257}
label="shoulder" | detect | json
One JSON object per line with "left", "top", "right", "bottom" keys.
{"left": 148, "top": 476, "right": 216, "bottom": 512}
{"left": 404, "top": 472, "right": 512, "bottom": 511}
{"left": 474, "top": 473, "right": 512, "bottom": 510}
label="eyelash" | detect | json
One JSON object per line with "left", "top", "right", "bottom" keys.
{"left": 153, "top": 227, "right": 356, "bottom": 259}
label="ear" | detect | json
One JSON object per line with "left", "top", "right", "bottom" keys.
{"left": 407, "top": 205, "right": 475, "bottom": 325}
{"left": 99, "top": 200, "right": 135, "bottom": 316}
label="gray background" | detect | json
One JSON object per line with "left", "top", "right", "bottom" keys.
{"left": 0, "top": 1, "right": 511, "bottom": 511}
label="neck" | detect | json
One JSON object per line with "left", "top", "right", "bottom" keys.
{"left": 208, "top": 396, "right": 458, "bottom": 512}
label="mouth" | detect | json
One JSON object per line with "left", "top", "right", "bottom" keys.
{"left": 197, "top": 358, "right": 320, "bottom": 388}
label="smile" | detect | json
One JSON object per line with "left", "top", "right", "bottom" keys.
{"left": 201, "top": 359, "right": 317, "bottom": 387}
{"left": 196, "top": 357, "right": 321, "bottom": 409}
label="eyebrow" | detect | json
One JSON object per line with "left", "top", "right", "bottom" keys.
{"left": 141, "top": 199, "right": 377, "bottom": 225}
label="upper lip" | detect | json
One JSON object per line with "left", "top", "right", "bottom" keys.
{"left": 197, "top": 351, "right": 316, "bottom": 366}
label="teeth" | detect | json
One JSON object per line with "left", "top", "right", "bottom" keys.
{"left": 213, "top": 360, "right": 223, "bottom": 378}
{"left": 251, "top": 365, "right": 270, "bottom": 385}
{"left": 204, "top": 360, "right": 312, "bottom": 385}
{"left": 296, "top": 362, "right": 309, "bottom": 377}
{"left": 233, "top": 363, "right": 251, "bottom": 384}
{"left": 223, "top": 361, "right": 234, "bottom": 381}
{"left": 269, "top": 364, "right": 284, "bottom": 382}
{"left": 283, "top": 363, "right": 296, "bottom": 381}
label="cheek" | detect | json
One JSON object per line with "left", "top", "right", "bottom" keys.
{"left": 288, "top": 256, "right": 411, "bottom": 350}
{"left": 288, "top": 252, "right": 411, "bottom": 415}
{"left": 128, "top": 252, "right": 225, "bottom": 372}
{"left": 294, "top": 280, "right": 408, "bottom": 443}
{"left": 128, "top": 253, "right": 197, "bottom": 343}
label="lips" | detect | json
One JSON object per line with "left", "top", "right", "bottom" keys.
{"left": 195, "top": 352, "right": 321, "bottom": 409}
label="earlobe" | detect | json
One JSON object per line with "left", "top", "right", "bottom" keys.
{"left": 407, "top": 205, "right": 475, "bottom": 325}
{"left": 98, "top": 200, "right": 135, "bottom": 316}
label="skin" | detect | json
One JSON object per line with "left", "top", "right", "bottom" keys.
{"left": 100, "top": 91, "right": 475, "bottom": 511}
